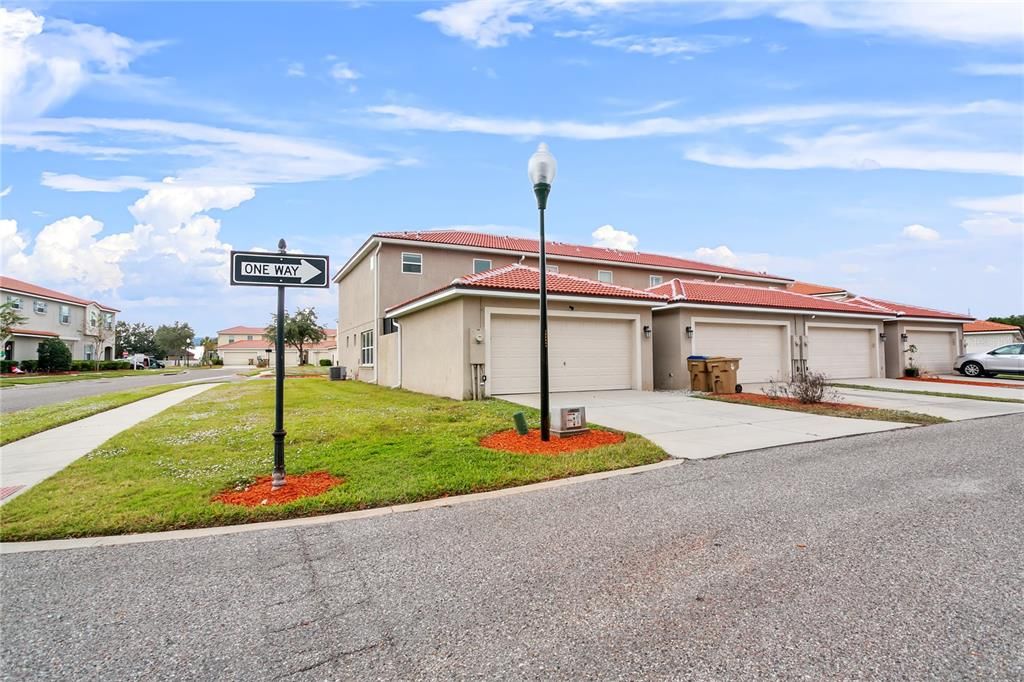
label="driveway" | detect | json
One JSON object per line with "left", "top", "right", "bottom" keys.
{"left": 2, "top": 415, "right": 1021, "bottom": 680}
{"left": 837, "top": 377, "right": 1024, "bottom": 401}
{"left": 829, "top": 386, "right": 1024, "bottom": 421}
{"left": 0, "top": 367, "right": 243, "bottom": 414}
{"left": 502, "top": 390, "right": 905, "bottom": 459}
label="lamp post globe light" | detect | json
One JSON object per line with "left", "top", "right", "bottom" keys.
{"left": 528, "top": 142, "right": 557, "bottom": 441}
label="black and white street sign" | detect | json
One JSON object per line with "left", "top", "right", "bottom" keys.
{"left": 230, "top": 251, "right": 330, "bottom": 288}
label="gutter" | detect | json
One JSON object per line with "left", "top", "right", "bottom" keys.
{"left": 387, "top": 286, "right": 666, "bottom": 318}
{"left": 653, "top": 301, "right": 890, "bottom": 320}
{"left": 371, "top": 241, "right": 382, "bottom": 385}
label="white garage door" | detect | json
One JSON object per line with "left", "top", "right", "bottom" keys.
{"left": 965, "top": 333, "right": 1017, "bottom": 353}
{"left": 694, "top": 322, "right": 788, "bottom": 385}
{"left": 909, "top": 330, "right": 957, "bottom": 374}
{"left": 807, "top": 326, "right": 876, "bottom": 379}
{"left": 489, "top": 314, "right": 634, "bottom": 394}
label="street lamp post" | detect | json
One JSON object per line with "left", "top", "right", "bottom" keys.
{"left": 528, "top": 143, "right": 557, "bottom": 441}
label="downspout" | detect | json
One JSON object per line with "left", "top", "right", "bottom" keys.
{"left": 392, "top": 320, "right": 402, "bottom": 389}
{"left": 371, "top": 241, "right": 382, "bottom": 385}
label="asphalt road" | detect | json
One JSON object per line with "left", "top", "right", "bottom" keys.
{"left": 0, "top": 367, "right": 244, "bottom": 413}
{"left": 2, "top": 415, "right": 1022, "bottom": 680}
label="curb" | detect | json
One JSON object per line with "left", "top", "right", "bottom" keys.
{"left": 0, "top": 459, "right": 686, "bottom": 554}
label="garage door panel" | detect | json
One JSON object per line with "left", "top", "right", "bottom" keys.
{"left": 808, "top": 327, "right": 875, "bottom": 379}
{"left": 489, "top": 314, "right": 634, "bottom": 395}
{"left": 694, "top": 322, "right": 788, "bottom": 385}
{"left": 909, "top": 330, "right": 957, "bottom": 374}
{"left": 965, "top": 333, "right": 1016, "bottom": 353}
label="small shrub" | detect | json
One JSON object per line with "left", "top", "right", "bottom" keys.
{"left": 1, "top": 360, "right": 17, "bottom": 373}
{"left": 319, "top": 359, "right": 331, "bottom": 366}
{"left": 36, "top": 338, "right": 72, "bottom": 372}
{"left": 19, "top": 359, "right": 38, "bottom": 373}
{"left": 763, "top": 371, "right": 841, "bottom": 404}
{"left": 213, "top": 358, "right": 224, "bottom": 366}
{"left": 71, "top": 360, "right": 92, "bottom": 371}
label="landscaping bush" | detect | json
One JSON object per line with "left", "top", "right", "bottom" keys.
{"left": 213, "top": 357, "right": 224, "bottom": 366}
{"left": 98, "top": 361, "right": 130, "bottom": 370}
{"left": 1, "top": 360, "right": 17, "bottom": 373}
{"left": 319, "top": 359, "right": 331, "bottom": 366}
{"left": 19, "top": 359, "right": 38, "bottom": 373}
{"left": 763, "top": 371, "right": 840, "bottom": 404}
{"left": 37, "top": 338, "right": 72, "bottom": 372}
{"left": 71, "top": 360, "right": 93, "bottom": 371}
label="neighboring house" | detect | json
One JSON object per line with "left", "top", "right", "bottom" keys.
{"left": 333, "top": 229, "right": 792, "bottom": 384}
{"left": 216, "top": 325, "right": 337, "bottom": 367}
{"left": 648, "top": 279, "right": 894, "bottom": 388}
{"left": 786, "top": 281, "right": 850, "bottom": 301}
{"left": 0, "top": 276, "right": 118, "bottom": 363}
{"left": 963, "top": 320, "right": 1024, "bottom": 353}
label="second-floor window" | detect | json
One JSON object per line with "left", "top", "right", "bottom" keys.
{"left": 649, "top": 275, "right": 663, "bottom": 287}
{"left": 597, "top": 270, "right": 614, "bottom": 283}
{"left": 59, "top": 305, "right": 70, "bottom": 325}
{"left": 104, "top": 312, "right": 113, "bottom": 330}
{"left": 360, "top": 329, "right": 374, "bottom": 365}
{"left": 473, "top": 258, "right": 492, "bottom": 274}
{"left": 401, "top": 252, "right": 423, "bottom": 274}
{"left": 89, "top": 311, "right": 99, "bottom": 328}
{"left": 546, "top": 264, "right": 559, "bottom": 273}
{"left": 34, "top": 301, "right": 47, "bottom": 314}
{"left": 7, "top": 296, "right": 22, "bottom": 310}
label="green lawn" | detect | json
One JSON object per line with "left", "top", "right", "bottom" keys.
{"left": 0, "top": 367, "right": 206, "bottom": 387}
{"left": 831, "top": 383, "right": 1024, "bottom": 404}
{"left": 697, "top": 393, "right": 948, "bottom": 425}
{"left": 0, "top": 384, "right": 189, "bottom": 446}
{"left": 0, "top": 381, "right": 666, "bottom": 541}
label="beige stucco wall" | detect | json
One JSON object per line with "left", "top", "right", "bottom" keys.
{"left": 377, "top": 333, "right": 400, "bottom": 387}
{"left": 2, "top": 287, "right": 115, "bottom": 362}
{"left": 882, "top": 319, "right": 963, "bottom": 377}
{"left": 652, "top": 306, "right": 887, "bottom": 389}
{"left": 396, "top": 296, "right": 466, "bottom": 400}
{"left": 337, "top": 249, "right": 379, "bottom": 383}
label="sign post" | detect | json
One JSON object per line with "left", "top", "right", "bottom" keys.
{"left": 229, "top": 241, "right": 330, "bottom": 488}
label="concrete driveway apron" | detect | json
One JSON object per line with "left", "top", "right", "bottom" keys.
{"left": 501, "top": 390, "right": 906, "bottom": 460}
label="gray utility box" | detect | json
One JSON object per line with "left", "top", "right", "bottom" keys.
{"left": 551, "top": 406, "right": 588, "bottom": 437}
{"left": 330, "top": 366, "right": 346, "bottom": 381}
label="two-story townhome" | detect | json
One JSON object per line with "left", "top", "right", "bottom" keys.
{"left": 216, "top": 324, "right": 337, "bottom": 367}
{"left": 0, "top": 276, "right": 118, "bottom": 363}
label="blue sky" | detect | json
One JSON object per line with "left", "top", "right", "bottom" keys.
{"left": 1, "top": 0, "right": 1022, "bottom": 335}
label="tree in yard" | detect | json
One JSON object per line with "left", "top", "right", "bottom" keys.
{"left": 199, "top": 336, "right": 218, "bottom": 365}
{"left": 37, "top": 338, "right": 73, "bottom": 372}
{"left": 116, "top": 321, "right": 160, "bottom": 358}
{"left": 89, "top": 311, "right": 115, "bottom": 368}
{"left": 1, "top": 301, "right": 27, "bottom": 359}
{"left": 265, "top": 307, "right": 327, "bottom": 365}
{"left": 988, "top": 314, "right": 1023, "bottom": 330}
{"left": 155, "top": 322, "right": 196, "bottom": 365}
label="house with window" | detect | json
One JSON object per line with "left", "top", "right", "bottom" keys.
{"left": 0, "top": 276, "right": 118, "bottom": 363}
{"left": 216, "top": 325, "right": 337, "bottom": 367}
{"left": 963, "top": 320, "right": 1023, "bottom": 353}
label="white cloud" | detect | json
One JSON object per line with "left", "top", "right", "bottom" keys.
{"left": 565, "top": 32, "right": 748, "bottom": 57}
{"left": 0, "top": 219, "right": 29, "bottom": 272}
{"left": 839, "top": 263, "right": 867, "bottom": 274}
{"left": 953, "top": 194, "right": 1024, "bottom": 214}
{"left": 41, "top": 172, "right": 154, "bottom": 192}
{"left": 958, "top": 63, "right": 1024, "bottom": 76}
{"left": 286, "top": 61, "right": 305, "bottom": 77}
{"left": 984, "top": 265, "right": 1000, "bottom": 274}
{"left": 329, "top": 62, "right": 360, "bottom": 81}
{"left": 692, "top": 245, "right": 738, "bottom": 267}
{"left": 419, "top": 0, "right": 533, "bottom": 47}
{"left": 902, "top": 223, "right": 940, "bottom": 241}
{"left": 0, "top": 7, "right": 165, "bottom": 121}
{"left": 592, "top": 224, "right": 638, "bottom": 251}
{"left": 0, "top": 186, "right": 10, "bottom": 197}
{"left": 961, "top": 213, "right": 1024, "bottom": 237}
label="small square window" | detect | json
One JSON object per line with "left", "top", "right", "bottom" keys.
{"left": 34, "top": 301, "right": 47, "bottom": 314}
{"left": 597, "top": 270, "right": 613, "bottom": 283}
{"left": 7, "top": 296, "right": 22, "bottom": 310}
{"left": 649, "top": 275, "right": 663, "bottom": 287}
{"left": 401, "top": 252, "right": 423, "bottom": 274}
{"left": 473, "top": 258, "right": 492, "bottom": 274}
{"left": 546, "top": 264, "right": 559, "bottom": 273}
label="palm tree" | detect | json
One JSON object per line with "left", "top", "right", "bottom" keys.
{"left": 200, "top": 336, "right": 218, "bottom": 366}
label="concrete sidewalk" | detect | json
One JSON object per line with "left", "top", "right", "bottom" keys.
{"left": 0, "top": 384, "right": 217, "bottom": 505}
{"left": 502, "top": 390, "right": 906, "bottom": 460}
{"left": 836, "top": 377, "right": 1024, "bottom": 401}
{"left": 829, "top": 386, "right": 1024, "bottom": 421}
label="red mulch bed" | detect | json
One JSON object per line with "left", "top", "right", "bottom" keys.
{"left": 715, "top": 392, "right": 870, "bottom": 413}
{"left": 480, "top": 428, "right": 625, "bottom": 455}
{"left": 213, "top": 471, "right": 344, "bottom": 507}
{"left": 900, "top": 376, "right": 1023, "bottom": 390}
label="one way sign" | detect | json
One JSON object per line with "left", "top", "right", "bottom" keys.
{"left": 230, "top": 251, "right": 330, "bottom": 288}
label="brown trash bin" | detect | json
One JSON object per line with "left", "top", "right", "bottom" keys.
{"left": 707, "top": 357, "right": 742, "bottom": 394}
{"left": 687, "top": 357, "right": 709, "bottom": 392}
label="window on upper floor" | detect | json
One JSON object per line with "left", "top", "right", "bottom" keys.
{"left": 6, "top": 295, "right": 22, "bottom": 310}
{"left": 89, "top": 311, "right": 99, "bottom": 329}
{"left": 34, "top": 301, "right": 47, "bottom": 314}
{"left": 360, "top": 329, "right": 374, "bottom": 365}
{"left": 649, "top": 275, "right": 663, "bottom": 287}
{"left": 59, "top": 305, "right": 70, "bottom": 325}
{"left": 597, "top": 270, "right": 613, "bottom": 283}
{"left": 246, "top": 335, "right": 253, "bottom": 340}
{"left": 473, "top": 258, "right": 492, "bottom": 274}
{"left": 104, "top": 312, "right": 113, "bottom": 330}
{"left": 546, "top": 264, "right": 559, "bottom": 273}
{"left": 228, "top": 336, "right": 235, "bottom": 344}
{"left": 401, "top": 252, "right": 423, "bottom": 274}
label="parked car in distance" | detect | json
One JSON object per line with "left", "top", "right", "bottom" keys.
{"left": 127, "top": 354, "right": 163, "bottom": 370}
{"left": 954, "top": 344, "right": 1024, "bottom": 377}
{"left": 150, "top": 358, "right": 165, "bottom": 369}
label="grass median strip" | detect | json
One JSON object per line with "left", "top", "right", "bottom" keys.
{"left": 696, "top": 393, "right": 948, "bottom": 426}
{"left": 0, "top": 384, "right": 191, "bottom": 446}
{"left": 0, "top": 380, "right": 666, "bottom": 541}
{"left": 0, "top": 368, "right": 195, "bottom": 387}
{"left": 831, "top": 383, "right": 1024, "bottom": 404}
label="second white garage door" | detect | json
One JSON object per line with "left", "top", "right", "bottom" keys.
{"left": 908, "top": 329, "right": 957, "bottom": 374}
{"left": 488, "top": 314, "right": 635, "bottom": 394}
{"left": 807, "top": 326, "right": 877, "bottom": 379}
{"left": 694, "top": 322, "right": 789, "bottom": 385}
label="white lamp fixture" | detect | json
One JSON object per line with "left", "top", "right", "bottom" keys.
{"left": 528, "top": 142, "right": 557, "bottom": 188}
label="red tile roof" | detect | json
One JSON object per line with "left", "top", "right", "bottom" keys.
{"left": 374, "top": 230, "right": 791, "bottom": 282}
{"left": 648, "top": 278, "right": 890, "bottom": 316}
{"left": 0, "top": 276, "right": 118, "bottom": 312}
{"left": 9, "top": 328, "right": 60, "bottom": 338}
{"left": 217, "top": 325, "right": 267, "bottom": 335}
{"left": 387, "top": 264, "right": 666, "bottom": 313}
{"left": 218, "top": 331, "right": 336, "bottom": 351}
{"left": 787, "top": 281, "right": 846, "bottom": 296}
{"left": 844, "top": 296, "right": 972, "bottom": 321}
{"left": 964, "top": 320, "right": 1022, "bottom": 333}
